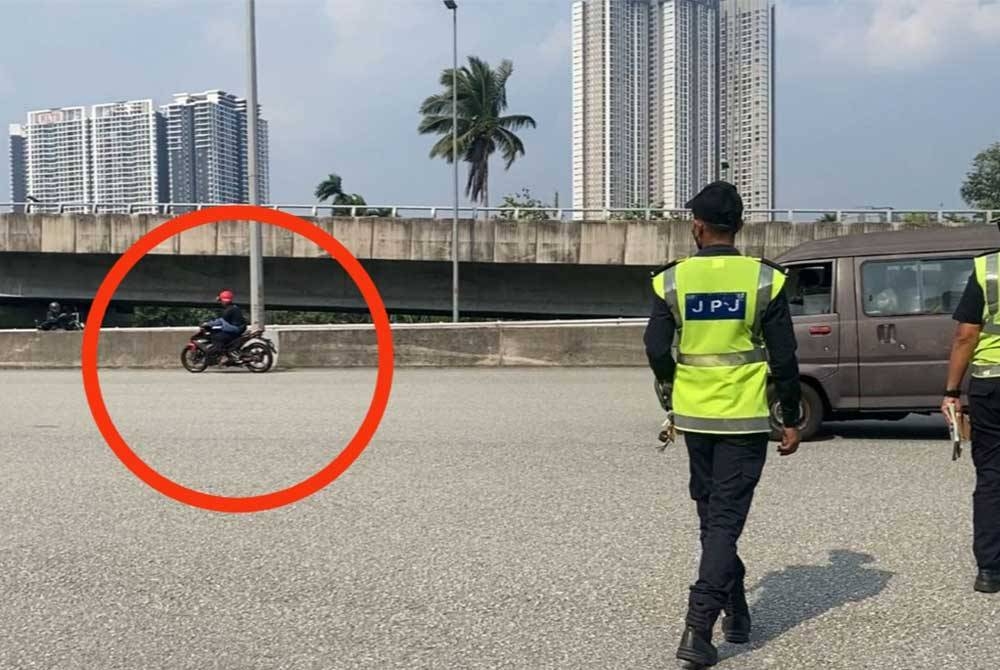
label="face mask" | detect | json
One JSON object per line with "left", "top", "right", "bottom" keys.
{"left": 691, "top": 225, "right": 703, "bottom": 250}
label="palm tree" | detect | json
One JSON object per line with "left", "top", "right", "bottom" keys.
{"left": 315, "top": 173, "right": 367, "bottom": 216}
{"left": 418, "top": 56, "right": 536, "bottom": 208}
{"left": 315, "top": 173, "right": 346, "bottom": 204}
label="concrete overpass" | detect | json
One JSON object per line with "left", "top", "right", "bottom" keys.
{"left": 0, "top": 213, "right": 961, "bottom": 317}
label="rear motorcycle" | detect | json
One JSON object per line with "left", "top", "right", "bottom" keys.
{"left": 180, "top": 323, "right": 276, "bottom": 373}
{"left": 36, "top": 309, "right": 84, "bottom": 331}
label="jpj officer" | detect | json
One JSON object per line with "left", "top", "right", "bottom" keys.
{"left": 943, "top": 236, "right": 1000, "bottom": 594}
{"left": 644, "top": 181, "right": 802, "bottom": 669}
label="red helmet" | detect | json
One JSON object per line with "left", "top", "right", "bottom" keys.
{"left": 217, "top": 290, "right": 234, "bottom": 304}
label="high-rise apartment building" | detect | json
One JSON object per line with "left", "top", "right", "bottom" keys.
{"left": 236, "top": 97, "right": 271, "bottom": 205}
{"left": 23, "top": 106, "right": 91, "bottom": 210}
{"left": 572, "top": 0, "right": 651, "bottom": 214}
{"left": 7, "top": 90, "right": 269, "bottom": 210}
{"left": 8, "top": 124, "right": 27, "bottom": 212}
{"left": 572, "top": 0, "right": 719, "bottom": 214}
{"left": 90, "top": 100, "right": 169, "bottom": 209}
{"left": 572, "top": 0, "right": 774, "bottom": 215}
{"left": 649, "top": 0, "right": 719, "bottom": 210}
{"left": 719, "top": 0, "right": 774, "bottom": 212}
{"left": 162, "top": 90, "right": 269, "bottom": 205}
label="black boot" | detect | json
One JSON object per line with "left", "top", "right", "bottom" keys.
{"left": 722, "top": 582, "right": 751, "bottom": 644}
{"left": 676, "top": 625, "right": 718, "bottom": 669}
{"left": 975, "top": 569, "right": 1000, "bottom": 593}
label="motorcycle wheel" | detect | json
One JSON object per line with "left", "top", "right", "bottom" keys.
{"left": 243, "top": 343, "right": 274, "bottom": 373}
{"left": 181, "top": 347, "right": 209, "bottom": 373}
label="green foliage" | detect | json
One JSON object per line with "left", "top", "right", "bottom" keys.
{"left": 900, "top": 212, "right": 937, "bottom": 226}
{"left": 265, "top": 311, "right": 370, "bottom": 325}
{"left": 962, "top": 142, "right": 1000, "bottom": 210}
{"left": 315, "top": 173, "right": 344, "bottom": 203}
{"left": 131, "top": 306, "right": 215, "bottom": 327}
{"left": 315, "top": 173, "right": 389, "bottom": 217}
{"left": 264, "top": 312, "right": 499, "bottom": 325}
{"left": 498, "top": 188, "right": 550, "bottom": 220}
{"left": 419, "top": 56, "right": 536, "bottom": 207}
{"left": 127, "top": 308, "right": 496, "bottom": 327}
{"left": 133, "top": 307, "right": 370, "bottom": 327}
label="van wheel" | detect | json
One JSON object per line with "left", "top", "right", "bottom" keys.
{"left": 768, "top": 383, "right": 824, "bottom": 442}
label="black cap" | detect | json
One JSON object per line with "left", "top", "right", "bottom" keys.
{"left": 685, "top": 181, "right": 744, "bottom": 231}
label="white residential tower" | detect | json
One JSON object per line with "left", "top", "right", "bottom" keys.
{"left": 8, "top": 91, "right": 269, "bottom": 211}
{"left": 90, "top": 100, "right": 169, "bottom": 209}
{"left": 23, "top": 107, "right": 91, "bottom": 210}
{"left": 719, "top": 0, "right": 775, "bottom": 212}
{"left": 571, "top": 0, "right": 774, "bottom": 215}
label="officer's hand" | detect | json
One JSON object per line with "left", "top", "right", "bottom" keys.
{"left": 778, "top": 427, "right": 800, "bottom": 456}
{"left": 654, "top": 379, "right": 672, "bottom": 412}
{"left": 941, "top": 396, "right": 961, "bottom": 423}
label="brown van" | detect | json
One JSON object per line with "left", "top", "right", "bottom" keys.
{"left": 771, "top": 225, "right": 995, "bottom": 440}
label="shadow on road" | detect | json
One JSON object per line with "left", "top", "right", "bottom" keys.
{"left": 818, "top": 416, "right": 947, "bottom": 441}
{"left": 203, "top": 367, "right": 295, "bottom": 374}
{"left": 722, "top": 550, "right": 893, "bottom": 661}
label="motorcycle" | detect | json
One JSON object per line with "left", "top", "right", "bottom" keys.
{"left": 36, "top": 309, "right": 84, "bottom": 331}
{"left": 180, "top": 323, "right": 277, "bottom": 373}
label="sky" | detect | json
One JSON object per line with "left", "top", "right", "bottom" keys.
{"left": 0, "top": 0, "right": 998, "bottom": 210}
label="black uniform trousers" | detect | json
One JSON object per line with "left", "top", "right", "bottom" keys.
{"left": 684, "top": 431, "right": 768, "bottom": 631}
{"left": 969, "top": 377, "right": 1000, "bottom": 570}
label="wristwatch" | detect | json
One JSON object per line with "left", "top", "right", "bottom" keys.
{"left": 944, "top": 389, "right": 962, "bottom": 398}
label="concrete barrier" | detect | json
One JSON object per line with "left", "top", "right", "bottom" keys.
{"left": 0, "top": 321, "right": 649, "bottom": 369}
{"left": 0, "top": 329, "right": 182, "bottom": 368}
{"left": 498, "top": 321, "right": 646, "bottom": 366}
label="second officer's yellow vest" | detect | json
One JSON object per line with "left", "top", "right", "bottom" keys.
{"left": 652, "top": 255, "right": 786, "bottom": 434}
{"left": 971, "top": 252, "right": 1000, "bottom": 378}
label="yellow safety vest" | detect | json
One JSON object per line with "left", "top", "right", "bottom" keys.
{"left": 652, "top": 255, "right": 786, "bottom": 434}
{"left": 971, "top": 252, "right": 1000, "bottom": 378}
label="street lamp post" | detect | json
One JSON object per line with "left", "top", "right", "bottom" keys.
{"left": 246, "top": 0, "right": 265, "bottom": 330}
{"left": 444, "top": 0, "right": 459, "bottom": 323}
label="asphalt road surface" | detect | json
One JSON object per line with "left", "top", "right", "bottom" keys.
{"left": 1, "top": 368, "right": 998, "bottom": 670}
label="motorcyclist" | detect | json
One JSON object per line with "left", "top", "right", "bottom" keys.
{"left": 38, "top": 302, "right": 65, "bottom": 331}
{"left": 205, "top": 290, "right": 248, "bottom": 360}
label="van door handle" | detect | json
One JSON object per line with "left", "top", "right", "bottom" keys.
{"left": 809, "top": 325, "right": 832, "bottom": 336}
{"left": 877, "top": 323, "right": 898, "bottom": 344}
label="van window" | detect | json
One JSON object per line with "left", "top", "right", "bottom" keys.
{"left": 861, "top": 258, "right": 973, "bottom": 316}
{"left": 786, "top": 263, "right": 833, "bottom": 316}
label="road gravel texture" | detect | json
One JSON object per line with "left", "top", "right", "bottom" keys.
{"left": 1, "top": 368, "right": 997, "bottom": 669}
